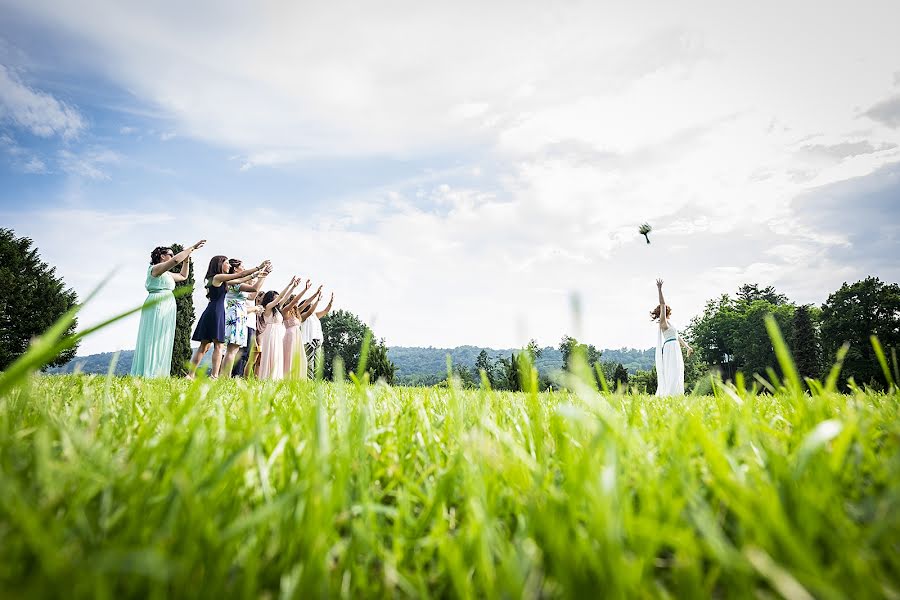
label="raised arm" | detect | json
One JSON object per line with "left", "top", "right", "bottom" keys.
{"left": 296, "top": 291, "right": 319, "bottom": 320}
{"left": 228, "top": 271, "right": 263, "bottom": 287}
{"left": 656, "top": 279, "right": 669, "bottom": 330}
{"left": 171, "top": 253, "right": 192, "bottom": 283}
{"left": 242, "top": 265, "right": 272, "bottom": 297}
{"left": 152, "top": 239, "right": 205, "bottom": 278}
{"left": 297, "top": 289, "right": 321, "bottom": 320}
{"left": 315, "top": 291, "right": 334, "bottom": 319}
{"left": 266, "top": 276, "right": 299, "bottom": 312}
{"left": 678, "top": 334, "right": 694, "bottom": 357}
{"left": 283, "top": 280, "right": 312, "bottom": 311}
{"left": 213, "top": 260, "right": 268, "bottom": 285}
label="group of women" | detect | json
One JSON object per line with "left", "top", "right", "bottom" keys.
{"left": 129, "top": 240, "right": 691, "bottom": 395}
{"left": 131, "top": 240, "right": 334, "bottom": 380}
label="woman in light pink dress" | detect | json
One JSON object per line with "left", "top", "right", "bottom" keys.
{"left": 283, "top": 306, "right": 305, "bottom": 379}
{"left": 257, "top": 277, "right": 300, "bottom": 380}
{"left": 281, "top": 281, "right": 319, "bottom": 379}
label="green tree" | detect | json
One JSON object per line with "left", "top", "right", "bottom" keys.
{"left": 495, "top": 353, "right": 524, "bottom": 391}
{"left": 683, "top": 348, "right": 710, "bottom": 393}
{"left": 526, "top": 339, "right": 544, "bottom": 360}
{"left": 820, "top": 277, "right": 900, "bottom": 388}
{"left": 448, "top": 364, "right": 477, "bottom": 389}
{"left": 736, "top": 283, "right": 789, "bottom": 305}
{"left": 559, "top": 335, "right": 601, "bottom": 371}
{"left": 0, "top": 228, "right": 79, "bottom": 370}
{"left": 321, "top": 309, "right": 397, "bottom": 383}
{"left": 473, "top": 349, "right": 496, "bottom": 387}
{"left": 791, "top": 304, "right": 820, "bottom": 382}
{"left": 168, "top": 243, "right": 196, "bottom": 376}
{"left": 688, "top": 284, "right": 795, "bottom": 381}
{"left": 612, "top": 363, "right": 629, "bottom": 388}
{"left": 631, "top": 368, "right": 657, "bottom": 394}
{"left": 366, "top": 338, "right": 396, "bottom": 384}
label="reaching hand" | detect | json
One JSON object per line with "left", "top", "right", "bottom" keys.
{"left": 656, "top": 278, "right": 664, "bottom": 289}
{"left": 686, "top": 346, "right": 694, "bottom": 357}
{"left": 304, "top": 280, "right": 311, "bottom": 290}
{"left": 193, "top": 239, "right": 206, "bottom": 250}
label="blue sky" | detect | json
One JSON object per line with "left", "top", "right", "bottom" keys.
{"left": 2, "top": 0, "right": 899, "bottom": 356}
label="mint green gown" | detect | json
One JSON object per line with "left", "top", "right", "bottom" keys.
{"left": 131, "top": 265, "right": 177, "bottom": 377}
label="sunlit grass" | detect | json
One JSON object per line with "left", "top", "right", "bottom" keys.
{"left": 0, "top": 367, "right": 897, "bottom": 598}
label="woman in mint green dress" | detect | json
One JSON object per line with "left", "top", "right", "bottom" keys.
{"left": 131, "top": 240, "right": 205, "bottom": 377}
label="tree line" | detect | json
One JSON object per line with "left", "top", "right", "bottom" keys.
{"left": 688, "top": 280, "right": 900, "bottom": 390}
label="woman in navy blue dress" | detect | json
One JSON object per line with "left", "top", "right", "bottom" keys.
{"left": 188, "top": 255, "right": 268, "bottom": 378}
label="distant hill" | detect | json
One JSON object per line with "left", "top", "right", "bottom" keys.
{"left": 47, "top": 345, "right": 655, "bottom": 383}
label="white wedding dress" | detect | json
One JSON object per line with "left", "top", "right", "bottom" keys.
{"left": 655, "top": 321, "right": 685, "bottom": 396}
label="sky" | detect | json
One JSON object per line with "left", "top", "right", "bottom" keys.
{"left": 1, "top": 0, "right": 899, "bottom": 356}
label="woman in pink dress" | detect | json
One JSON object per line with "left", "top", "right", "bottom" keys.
{"left": 257, "top": 276, "right": 300, "bottom": 380}
{"left": 281, "top": 281, "right": 319, "bottom": 378}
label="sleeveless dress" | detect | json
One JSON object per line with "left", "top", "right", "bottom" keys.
{"left": 258, "top": 309, "right": 285, "bottom": 380}
{"left": 655, "top": 321, "right": 685, "bottom": 396}
{"left": 131, "top": 265, "right": 177, "bottom": 377}
{"left": 192, "top": 279, "right": 227, "bottom": 343}
{"left": 224, "top": 284, "right": 249, "bottom": 346}
{"left": 283, "top": 315, "right": 308, "bottom": 379}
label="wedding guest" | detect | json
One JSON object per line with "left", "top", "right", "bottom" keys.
{"left": 131, "top": 240, "right": 205, "bottom": 377}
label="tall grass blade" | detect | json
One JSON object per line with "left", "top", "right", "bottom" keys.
{"left": 764, "top": 314, "right": 802, "bottom": 396}
{"left": 870, "top": 336, "right": 896, "bottom": 390}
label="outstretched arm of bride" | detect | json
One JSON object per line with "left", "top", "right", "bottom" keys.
{"left": 656, "top": 279, "right": 668, "bottom": 329}
{"left": 678, "top": 335, "right": 693, "bottom": 356}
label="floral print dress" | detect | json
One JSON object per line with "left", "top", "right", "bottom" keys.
{"left": 224, "top": 284, "right": 249, "bottom": 347}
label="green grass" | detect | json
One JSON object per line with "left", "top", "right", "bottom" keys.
{"left": 1, "top": 371, "right": 898, "bottom": 599}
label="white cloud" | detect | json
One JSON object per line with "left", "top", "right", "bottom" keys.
{"left": 22, "top": 155, "right": 47, "bottom": 173}
{"left": 58, "top": 147, "right": 120, "bottom": 180}
{"left": 0, "top": 64, "right": 84, "bottom": 138}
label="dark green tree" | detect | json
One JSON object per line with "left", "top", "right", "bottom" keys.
{"left": 612, "top": 363, "right": 629, "bottom": 388}
{"left": 791, "top": 304, "right": 820, "bottom": 382}
{"left": 0, "top": 228, "right": 78, "bottom": 370}
{"left": 820, "top": 277, "right": 900, "bottom": 388}
{"left": 473, "top": 349, "right": 496, "bottom": 387}
{"left": 683, "top": 349, "right": 710, "bottom": 392}
{"left": 688, "top": 284, "right": 794, "bottom": 381}
{"left": 631, "top": 368, "right": 657, "bottom": 394}
{"left": 366, "top": 338, "right": 396, "bottom": 384}
{"left": 450, "top": 364, "right": 477, "bottom": 388}
{"left": 496, "top": 353, "right": 522, "bottom": 391}
{"left": 559, "top": 335, "right": 601, "bottom": 371}
{"left": 168, "top": 243, "right": 196, "bottom": 376}
{"left": 526, "top": 339, "right": 544, "bottom": 360}
{"left": 736, "top": 283, "right": 789, "bottom": 305}
{"left": 321, "top": 309, "right": 397, "bottom": 382}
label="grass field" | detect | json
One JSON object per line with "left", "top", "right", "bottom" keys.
{"left": 2, "top": 363, "right": 899, "bottom": 598}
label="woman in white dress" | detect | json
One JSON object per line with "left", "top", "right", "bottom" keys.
{"left": 653, "top": 279, "right": 693, "bottom": 396}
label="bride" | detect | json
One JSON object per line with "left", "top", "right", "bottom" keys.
{"left": 653, "top": 279, "right": 693, "bottom": 396}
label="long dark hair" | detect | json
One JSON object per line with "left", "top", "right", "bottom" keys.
{"left": 261, "top": 290, "right": 279, "bottom": 314}
{"left": 150, "top": 246, "right": 172, "bottom": 265}
{"left": 228, "top": 258, "right": 243, "bottom": 272}
{"left": 204, "top": 255, "right": 228, "bottom": 298}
